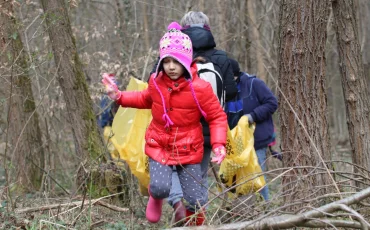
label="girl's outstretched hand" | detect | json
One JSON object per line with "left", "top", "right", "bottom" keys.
{"left": 101, "top": 73, "right": 121, "bottom": 100}
{"left": 211, "top": 146, "right": 226, "bottom": 164}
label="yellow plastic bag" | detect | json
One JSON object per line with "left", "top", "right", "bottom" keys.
{"left": 218, "top": 116, "right": 265, "bottom": 197}
{"left": 105, "top": 77, "right": 152, "bottom": 193}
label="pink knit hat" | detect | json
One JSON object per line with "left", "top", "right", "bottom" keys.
{"left": 155, "top": 22, "right": 193, "bottom": 79}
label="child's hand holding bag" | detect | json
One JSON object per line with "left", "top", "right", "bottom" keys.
{"left": 102, "top": 73, "right": 122, "bottom": 100}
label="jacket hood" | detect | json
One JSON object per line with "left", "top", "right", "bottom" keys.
{"left": 236, "top": 72, "right": 256, "bottom": 82}
{"left": 181, "top": 27, "right": 216, "bottom": 51}
{"left": 242, "top": 72, "right": 256, "bottom": 79}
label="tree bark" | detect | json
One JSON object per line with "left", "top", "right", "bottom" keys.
{"left": 40, "top": 0, "right": 105, "bottom": 161}
{"left": 141, "top": 3, "right": 150, "bottom": 52}
{"left": 278, "top": 0, "right": 333, "bottom": 211}
{"left": 216, "top": 0, "right": 228, "bottom": 50}
{"left": 332, "top": 0, "right": 370, "bottom": 187}
{"left": 247, "top": 0, "right": 266, "bottom": 81}
{"left": 239, "top": 0, "right": 251, "bottom": 71}
{"left": 0, "top": 0, "right": 45, "bottom": 192}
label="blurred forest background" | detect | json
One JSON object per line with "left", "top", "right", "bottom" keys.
{"left": 1, "top": 0, "right": 370, "bottom": 229}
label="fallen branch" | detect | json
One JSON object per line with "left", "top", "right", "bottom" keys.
{"left": 169, "top": 186, "right": 370, "bottom": 230}
{"left": 15, "top": 199, "right": 128, "bottom": 214}
{"left": 90, "top": 220, "right": 107, "bottom": 229}
{"left": 303, "top": 219, "right": 361, "bottom": 228}
{"left": 95, "top": 200, "right": 129, "bottom": 212}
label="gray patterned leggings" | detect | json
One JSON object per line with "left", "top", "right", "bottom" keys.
{"left": 149, "top": 158, "right": 207, "bottom": 209}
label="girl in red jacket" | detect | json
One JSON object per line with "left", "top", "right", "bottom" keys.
{"left": 102, "top": 22, "right": 227, "bottom": 225}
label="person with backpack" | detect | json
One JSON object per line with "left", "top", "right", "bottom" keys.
{"left": 227, "top": 58, "right": 280, "bottom": 201}
{"left": 102, "top": 23, "right": 227, "bottom": 225}
{"left": 154, "top": 12, "right": 237, "bottom": 224}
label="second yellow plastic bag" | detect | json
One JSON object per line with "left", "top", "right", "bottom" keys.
{"left": 218, "top": 116, "right": 265, "bottom": 197}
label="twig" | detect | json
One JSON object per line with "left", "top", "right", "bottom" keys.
{"left": 70, "top": 186, "right": 89, "bottom": 226}
{"left": 51, "top": 191, "right": 129, "bottom": 219}
{"left": 141, "top": 47, "right": 152, "bottom": 81}
{"left": 15, "top": 200, "right": 96, "bottom": 214}
{"left": 27, "top": 156, "right": 70, "bottom": 195}
{"left": 95, "top": 200, "right": 129, "bottom": 212}
{"left": 333, "top": 204, "right": 370, "bottom": 229}
{"left": 90, "top": 220, "right": 107, "bottom": 229}
{"left": 39, "top": 219, "right": 76, "bottom": 229}
{"left": 15, "top": 198, "right": 128, "bottom": 214}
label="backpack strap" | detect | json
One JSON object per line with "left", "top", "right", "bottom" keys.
{"left": 198, "top": 68, "right": 222, "bottom": 79}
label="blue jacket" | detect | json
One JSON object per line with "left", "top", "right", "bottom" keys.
{"left": 239, "top": 73, "right": 278, "bottom": 149}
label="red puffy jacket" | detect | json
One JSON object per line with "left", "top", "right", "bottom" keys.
{"left": 116, "top": 64, "right": 227, "bottom": 165}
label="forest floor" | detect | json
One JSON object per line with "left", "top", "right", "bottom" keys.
{"left": 0, "top": 168, "right": 272, "bottom": 230}
{"left": 0, "top": 143, "right": 353, "bottom": 229}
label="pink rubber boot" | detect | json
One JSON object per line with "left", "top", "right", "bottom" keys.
{"left": 146, "top": 189, "right": 163, "bottom": 223}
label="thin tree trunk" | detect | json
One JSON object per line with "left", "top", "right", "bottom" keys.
{"left": 40, "top": 0, "right": 105, "bottom": 162}
{"left": 0, "top": 1, "right": 44, "bottom": 192}
{"left": 238, "top": 0, "right": 251, "bottom": 70}
{"left": 332, "top": 0, "right": 370, "bottom": 187}
{"left": 244, "top": 0, "right": 252, "bottom": 71}
{"left": 278, "top": 0, "right": 333, "bottom": 211}
{"left": 142, "top": 2, "right": 150, "bottom": 51}
{"left": 247, "top": 0, "right": 266, "bottom": 81}
{"left": 216, "top": 0, "right": 228, "bottom": 50}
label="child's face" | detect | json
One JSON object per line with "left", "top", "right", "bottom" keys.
{"left": 162, "top": 57, "right": 185, "bottom": 80}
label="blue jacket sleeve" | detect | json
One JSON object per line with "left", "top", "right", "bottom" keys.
{"left": 250, "top": 79, "right": 278, "bottom": 122}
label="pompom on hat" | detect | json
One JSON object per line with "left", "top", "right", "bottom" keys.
{"left": 155, "top": 22, "right": 193, "bottom": 79}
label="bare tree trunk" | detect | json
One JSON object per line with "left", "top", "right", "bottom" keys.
{"left": 247, "top": 0, "right": 266, "bottom": 81}
{"left": 278, "top": 0, "right": 333, "bottom": 211}
{"left": 216, "top": 0, "right": 228, "bottom": 50}
{"left": 237, "top": 0, "right": 251, "bottom": 70}
{"left": 326, "top": 9, "right": 349, "bottom": 145}
{"left": 40, "top": 0, "right": 105, "bottom": 161}
{"left": 332, "top": 0, "right": 370, "bottom": 186}
{"left": 0, "top": 1, "right": 44, "bottom": 192}
{"left": 243, "top": 1, "right": 252, "bottom": 71}
{"left": 142, "top": 2, "right": 150, "bottom": 51}
{"left": 199, "top": 0, "right": 205, "bottom": 12}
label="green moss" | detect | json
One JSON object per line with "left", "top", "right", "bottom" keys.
{"left": 23, "top": 98, "right": 36, "bottom": 113}
{"left": 70, "top": 51, "right": 105, "bottom": 161}
{"left": 87, "top": 183, "right": 109, "bottom": 198}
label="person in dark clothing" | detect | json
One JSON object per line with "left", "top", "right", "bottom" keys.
{"left": 228, "top": 58, "right": 278, "bottom": 201}
{"left": 97, "top": 74, "right": 120, "bottom": 128}
{"left": 156, "top": 12, "right": 237, "bottom": 224}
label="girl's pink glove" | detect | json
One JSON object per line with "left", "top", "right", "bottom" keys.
{"left": 211, "top": 146, "right": 226, "bottom": 164}
{"left": 101, "top": 73, "right": 121, "bottom": 100}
